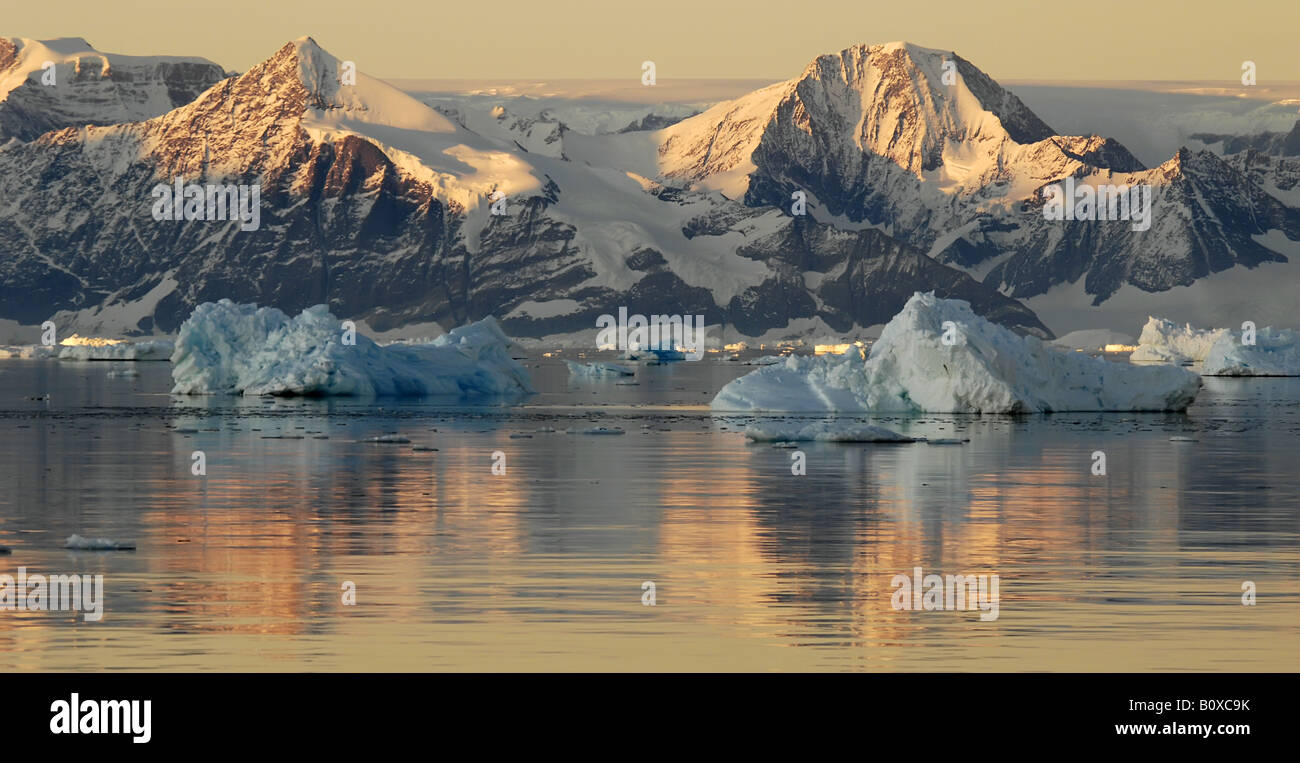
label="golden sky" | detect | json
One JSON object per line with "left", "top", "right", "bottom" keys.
{"left": 6, "top": 0, "right": 1297, "bottom": 81}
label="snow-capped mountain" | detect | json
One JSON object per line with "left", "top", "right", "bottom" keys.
{"left": 0, "top": 37, "right": 226, "bottom": 141}
{"left": 648, "top": 42, "right": 1299, "bottom": 325}
{"left": 0, "top": 37, "right": 1048, "bottom": 340}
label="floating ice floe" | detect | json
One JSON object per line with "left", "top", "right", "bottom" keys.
{"left": 565, "top": 360, "right": 635, "bottom": 377}
{"left": 170, "top": 300, "right": 535, "bottom": 396}
{"left": 568, "top": 426, "right": 625, "bottom": 435}
{"left": 744, "top": 422, "right": 915, "bottom": 442}
{"left": 358, "top": 434, "right": 411, "bottom": 444}
{"left": 712, "top": 293, "right": 1202, "bottom": 413}
{"left": 1130, "top": 317, "right": 1300, "bottom": 376}
{"left": 65, "top": 534, "right": 136, "bottom": 551}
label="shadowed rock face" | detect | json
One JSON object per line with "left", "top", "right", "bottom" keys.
{"left": 987, "top": 148, "right": 1300, "bottom": 303}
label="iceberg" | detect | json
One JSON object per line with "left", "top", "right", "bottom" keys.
{"left": 1129, "top": 318, "right": 1228, "bottom": 364}
{"left": 1202, "top": 327, "right": 1300, "bottom": 376}
{"left": 712, "top": 293, "right": 1201, "bottom": 413}
{"left": 170, "top": 300, "right": 534, "bottom": 397}
{"left": 1129, "top": 317, "right": 1300, "bottom": 376}
{"left": 565, "top": 360, "right": 636, "bottom": 377}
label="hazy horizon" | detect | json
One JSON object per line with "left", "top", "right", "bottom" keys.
{"left": 5, "top": 0, "right": 1297, "bottom": 81}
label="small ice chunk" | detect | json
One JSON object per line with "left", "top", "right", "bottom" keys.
{"left": 65, "top": 534, "right": 135, "bottom": 551}
{"left": 565, "top": 360, "right": 635, "bottom": 377}
{"left": 621, "top": 348, "right": 685, "bottom": 362}
{"left": 744, "top": 422, "right": 915, "bottom": 443}
{"left": 359, "top": 435, "right": 411, "bottom": 444}
{"left": 569, "top": 426, "right": 625, "bottom": 435}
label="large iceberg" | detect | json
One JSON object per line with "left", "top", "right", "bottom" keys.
{"left": 1129, "top": 318, "right": 1227, "bottom": 364}
{"left": 170, "top": 300, "right": 534, "bottom": 396}
{"left": 711, "top": 293, "right": 1201, "bottom": 413}
{"left": 1203, "top": 327, "right": 1300, "bottom": 376}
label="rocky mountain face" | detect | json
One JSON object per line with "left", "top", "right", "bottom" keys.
{"left": 984, "top": 148, "right": 1300, "bottom": 303}
{"left": 0, "top": 37, "right": 1050, "bottom": 340}
{"left": 3, "top": 36, "right": 1294, "bottom": 341}
{"left": 1192, "top": 119, "right": 1300, "bottom": 158}
{"left": 0, "top": 37, "right": 226, "bottom": 142}
{"left": 656, "top": 42, "right": 1298, "bottom": 310}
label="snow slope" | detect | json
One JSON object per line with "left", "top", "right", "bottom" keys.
{"left": 0, "top": 37, "right": 225, "bottom": 141}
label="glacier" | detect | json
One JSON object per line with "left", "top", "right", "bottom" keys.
{"left": 170, "top": 300, "right": 534, "bottom": 397}
{"left": 711, "top": 293, "right": 1202, "bottom": 413}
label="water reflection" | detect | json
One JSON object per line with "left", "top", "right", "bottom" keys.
{"left": 0, "top": 359, "right": 1296, "bottom": 670}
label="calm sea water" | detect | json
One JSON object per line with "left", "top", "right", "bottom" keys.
{"left": 1, "top": 355, "right": 1297, "bottom": 671}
